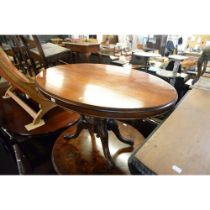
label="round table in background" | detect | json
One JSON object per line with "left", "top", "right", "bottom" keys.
{"left": 156, "top": 69, "right": 189, "bottom": 81}
{"left": 168, "top": 54, "right": 188, "bottom": 74}
{"left": 35, "top": 63, "right": 177, "bottom": 167}
{"left": 132, "top": 51, "right": 161, "bottom": 70}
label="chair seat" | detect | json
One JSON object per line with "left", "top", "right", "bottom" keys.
{"left": 28, "top": 42, "right": 72, "bottom": 67}
{"left": 30, "top": 43, "right": 71, "bottom": 58}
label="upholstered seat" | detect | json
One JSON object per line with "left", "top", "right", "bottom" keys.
{"left": 21, "top": 35, "right": 72, "bottom": 69}
{"left": 29, "top": 42, "right": 72, "bottom": 66}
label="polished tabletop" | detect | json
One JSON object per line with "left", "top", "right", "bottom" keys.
{"left": 36, "top": 64, "right": 177, "bottom": 119}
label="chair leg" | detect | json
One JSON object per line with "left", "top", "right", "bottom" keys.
{"left": 3, "top": 86, "right": 57, "bottom": 131}
{"left": 2, "top": 86, "right": 14, "bottom": 99}
{"left": 24, "top": 104, "right": 56, "bottom": 131}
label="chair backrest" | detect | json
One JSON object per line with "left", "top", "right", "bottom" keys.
{"left": 11, "top": 36, "right": 37, "bottom": 76}
{"left": 0, "top": 47, "right": 31, "bottom": 93}
{"left": 0, "top": 47, "right": 53, "bottom": 107}
{"left": 32, "top": 35, "right": 48, "bottom": 67}
{"left": 21, "top": 35, "right": 72, "bottom": 69}
{"left": 20, "top": 35, "right": 48, "bottom": 68}
{"left": 1, "top": 35, "right": 39, "bottom": 76}
{"left": 0, "top": 36, "right": 20, "bottom": 68}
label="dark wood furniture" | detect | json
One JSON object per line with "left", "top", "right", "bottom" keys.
{"left": 10, "top": 36, "right": 39, "bottom": 76}
{"left": 0, "top": 47, "right": 60, "bottom": 131}
{"left": 129, "top": 87, "right": 210, "bottom": 175}
{"left": 35, "top": 64, "right": 177, "bottom": 167}
{"left": 0, "top": 87, "right": 80, "bottom": 136}
{"left": 52, "top": 121, "right": 145, "bottom": 174}
{"left": 146, "top": 35, "right": 168, "bottom": 55}
{"left": 62, "top": 42, "right": 100, "bottom": 63}
{"left": 0, "top": 36, "right": 37, "bottom": 76}
{"left": 131, "top": 51, "right": 161, "bottom": 71}
{"left": 0, "top": 83, "right": 80, "bottom": 174}
{"left": 21, "top": 35, "right": 72, "bottom": 69}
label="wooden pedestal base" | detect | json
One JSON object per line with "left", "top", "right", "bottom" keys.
{"left": 52, "top": 121, "right": 145, "bottom": 175}
{"left": 64, "top": 116, "right": 134, "bottom": 167}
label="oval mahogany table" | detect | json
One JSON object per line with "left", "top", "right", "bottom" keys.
{"left": 36, "top": 64, "right": 178, "bottom": 167}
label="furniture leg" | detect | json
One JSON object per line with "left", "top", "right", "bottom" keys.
{"left": 84, "top": 52, "right": 91, "bottom": 63}
{"left": 98, "top": 53, "right": 102, "bottom": 64}
{"left": 64, "top": 116, "right": 115, "bottom": 167}
{"left": 107, "top": 119, "right": 134, "bottom": 146}
{"left": 64, "top": 115, "right": 90, "bottom": 140}
{"left": 94, "top": 118, "right": 115, "bottom": 168}
{"left": 64, "top": 116, "right": 134, "bottom": 167}
{"left": 145, "top": 57, "right": 150, "bottom": 72}
{"left": 24, "top": 104, "right": 56, "bottom": 131}
{"left": 2, "top": 86, "right": 14, "bottom": 99}
{"left": 3, "top": 86, "right": 56, "bottom": 131}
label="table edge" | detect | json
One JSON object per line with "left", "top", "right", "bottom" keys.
{"left": 36, "top": 81, "right": 178, "bottom": 119}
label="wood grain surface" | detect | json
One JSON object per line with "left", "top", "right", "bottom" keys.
{"left": 133, "top": 89, "right": 210, "bottom": 175}
{"left": 36, "top": 64, "right": 177, "bottom": 119}
{"left": 63, "top": 42, "right": 100, "bottom": 53}
{"left": 52, "top": 121, "right": 145, "bottom": 174}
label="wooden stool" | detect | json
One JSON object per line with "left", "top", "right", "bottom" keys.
{"left": 52, "top": 121, "right": 145, "bottom": 175}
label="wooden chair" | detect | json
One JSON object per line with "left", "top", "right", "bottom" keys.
{"left": 10, "top": 36, "right": 40, "bottom": 77}
{"left": 20, "top": 35, "right": 72, "bottom": 69}
{"left": 0, "top": 47, "right": 57, "bottom": 131}
{"left": 0, "top": 36, "right": 21, "bottom": 69}
{"left": 0, "top": 35, "right": 40, "bottom": 77}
